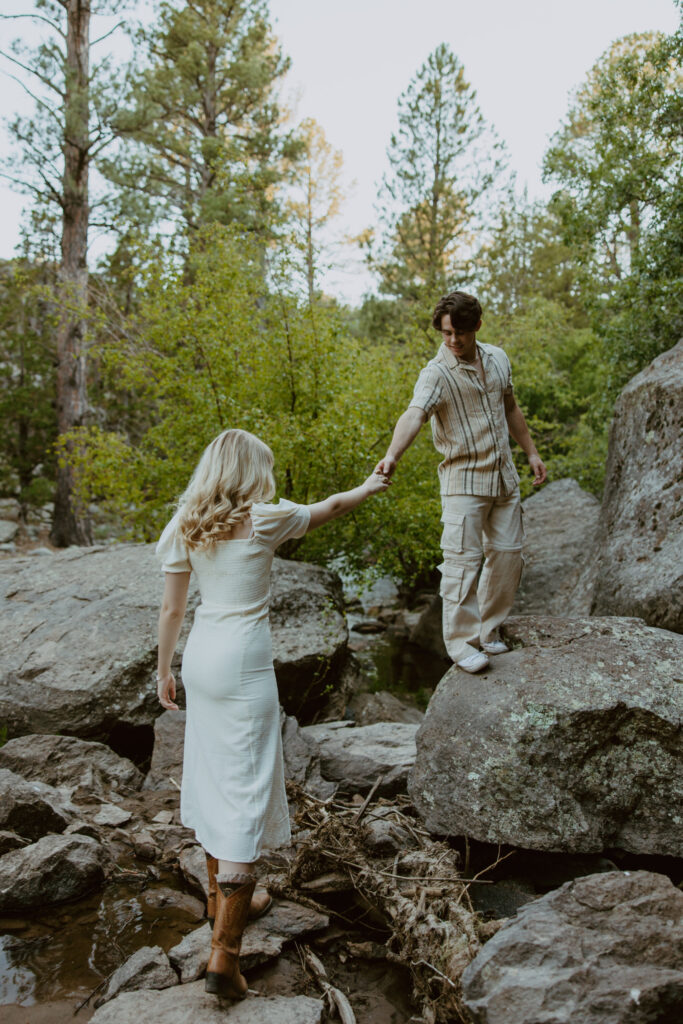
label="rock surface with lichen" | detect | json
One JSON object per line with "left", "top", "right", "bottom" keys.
{"left": 590, "top": 339, "right": 683, "bottom": 632}
{"left": 409, "top": 615, "right": 683, "bottom": 855}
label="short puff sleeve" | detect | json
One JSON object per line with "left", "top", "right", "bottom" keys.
{"left": 409, "top": 364, "right": 445, "bottom": 418}
{"left": 155, "top": 512, "right": 192, "bottom": 573}
{"left": 251, "top": 499, "right": 311, "bottom": 549}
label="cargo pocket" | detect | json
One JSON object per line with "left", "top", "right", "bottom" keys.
{"left": 440, "top": 511, "right": 465, "bottom": 554}
{"left": 438, "top": 562, "right": 465, "bottom": 603}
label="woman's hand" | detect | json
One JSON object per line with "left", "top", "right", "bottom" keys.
{"left": 157, "top": 671, "right": 180, "bottom": 711}
{"left": 363, "top": 470, "right": 391, "bottom": 496}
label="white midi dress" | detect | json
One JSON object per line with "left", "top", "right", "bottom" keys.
{"left": 155, "top": 500, "right": 311, "bottom": 862}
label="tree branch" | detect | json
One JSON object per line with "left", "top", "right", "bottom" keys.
{"left": 0, "top": 13, "right": 66, "bottom": 40}
{"left": 0, "top": 49, "right": 64, "bottom": 97}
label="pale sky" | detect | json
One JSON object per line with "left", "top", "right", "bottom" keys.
{"left": 0, "top": 0, "right": 679, "bottom": 303}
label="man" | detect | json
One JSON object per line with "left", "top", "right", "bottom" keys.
{"left": 376, "top": 291, "right": 546, "bottom": 673}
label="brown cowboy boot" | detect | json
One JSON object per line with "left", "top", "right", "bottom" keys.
{"left": 205, "top": 852, "right": 272, "bottom": 925}
{"left": 204, "top": 872, "right": 256, "bottom": 998}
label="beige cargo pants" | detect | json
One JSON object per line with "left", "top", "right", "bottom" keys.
{"left": 439, "top": 489, "right": 524, "bottom": 662}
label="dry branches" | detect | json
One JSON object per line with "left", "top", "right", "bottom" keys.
{"left": 274, "top": 780, "right": 502, "bottom": 1024}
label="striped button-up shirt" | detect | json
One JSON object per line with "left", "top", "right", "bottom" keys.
{"left": 409, "top": 341, "right": 520, "bottom": 496}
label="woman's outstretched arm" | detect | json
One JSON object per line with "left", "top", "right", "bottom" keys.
{"left": 157, "top": 571, "right": 191, "bottom": 710}
{"left": 306, "top": 472, "right": 390, "bottom": 531}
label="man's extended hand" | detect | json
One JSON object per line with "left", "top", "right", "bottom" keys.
{"left": 528, "top": 453, "right": 547, "bottom": 486}
{"left": 375, "top": 454, "right": 398, "bottom": 478}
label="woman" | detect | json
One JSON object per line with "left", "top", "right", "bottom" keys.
{"left": 155, "top": 428, "right": 389, "bottom": 999}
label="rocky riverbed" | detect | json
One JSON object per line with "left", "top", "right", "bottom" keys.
{"left": 1, "top": 342, "right": 682, "bottom": 1023}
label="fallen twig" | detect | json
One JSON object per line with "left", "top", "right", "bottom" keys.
{"left": 301, "top": 944, "right": 357, "bottom": 1024}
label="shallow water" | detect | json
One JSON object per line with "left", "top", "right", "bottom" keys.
{"left": 0, "top": 869, "right": 197, "bottom": 1014}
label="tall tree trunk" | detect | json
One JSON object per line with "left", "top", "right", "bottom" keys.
{"left": 50, "top": 0, "right": 92, "bottom": 546}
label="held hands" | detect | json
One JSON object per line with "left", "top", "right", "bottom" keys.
{"left": 363, "top": 470, "right": 392, "bottom": 496}
{"left": 157, "top": 671, "right": 179, "bottom": 711}
{"left": 528, "top": 453, "right": 547, "bottom": 486}
{"left": 374, "top": 454, "right": 397, "bottom": 479}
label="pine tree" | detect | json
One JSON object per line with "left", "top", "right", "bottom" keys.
{"left": 371, "top": 44, "right": 506, "bottom": 306}
{"left": 105, "top": 0, "right": 299, "bottom": 237}
{"left": 1, "top": 0, "right": 126, "bottom": 545}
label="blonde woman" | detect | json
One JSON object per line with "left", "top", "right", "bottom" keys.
{"left": 155, "top": 428, "right": 389, "bottom": 1000}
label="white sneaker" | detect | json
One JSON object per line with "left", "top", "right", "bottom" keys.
{"left": 456, "top": 651, "right": 490, "bottom": 673}
{"left": 481, "top": 639, "right": 509, "bottom": 655}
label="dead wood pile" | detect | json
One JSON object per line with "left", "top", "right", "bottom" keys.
{"left": 266, "top": 779, "right": 503, "bottom": 1024}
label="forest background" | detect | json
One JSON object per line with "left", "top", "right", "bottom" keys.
{"left": 1, "top": 0, "right": 681, "bottom": 586}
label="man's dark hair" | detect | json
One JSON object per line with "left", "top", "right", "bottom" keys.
{"left": 432, "top": 291, "right": 482, "bottom": 331}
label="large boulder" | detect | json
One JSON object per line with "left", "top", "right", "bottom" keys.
{"left": 0, "top": 544, "right": 347, "bottom": 743}
{"left": 513, "top": 478, "right": 599, "bottom": 616}
{"left": 0, "top": 833, "right": 106, "bottom": 910}
{"left": 302, "top": 721, "right": 419, "bottom": 796}
{"left": 0, "top": 734, "right": 143, "bottom": 801}
{"left": 462, "top": 870, "right": 683, "bottom": 1024}
{"left": 591, "top": 340, "right": 683, "bottom": 632}
{"left": 0, "top": 768, "right": 73, "bottom": 840}
{"left": 409, "top": 615, "right": 683, "bottom": 855}
{"left": 89, "top": 986, "right": 324, "bottom": 1024}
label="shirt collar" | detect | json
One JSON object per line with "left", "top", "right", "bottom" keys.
{"left": 439, "top": 340, "right": 486, "bottom": 372}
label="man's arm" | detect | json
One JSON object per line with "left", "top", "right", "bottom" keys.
{"left": 504, "top": 393, "right": 547, "bottom": 486}
{"left": 375, "top": 406, "right": 427, "bottom": 477}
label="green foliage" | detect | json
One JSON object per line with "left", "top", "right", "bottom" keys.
{"left": 543, "top": 27, "right": 683, "bottom": 391}
{"left": 61, "top": 227, "right": 444, "bottom": 580}
{"left": 481, "top": 299, "right": 608, "bottom": 497}
{"left": 0, "top": 259, "right": 58, "bottom": 508}
{"left": 477, "top": 199, "right": 586, "bottom": 321}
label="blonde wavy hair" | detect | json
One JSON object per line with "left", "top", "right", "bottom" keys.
{"left": 177, "top": 429, "right": 276, "bottom": 551}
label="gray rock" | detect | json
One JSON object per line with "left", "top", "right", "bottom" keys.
{"left": 145, "top": 707, "right": 336, "bottom": 801}
{"left": 0, "top": 521, "right": 18, "bottom": 543}
{"left": 167, "top": 921, "right": 212, "bottom": 982}
{"left": 90, "top": 984, "right": 324, "bottom": 1024}
{"left": 409, "top": 615, "right": 683, "bottom": 855}
{"left": 0, "top": 542, "right": 16, "bottom": 554}
{"left": 269, "top": 558, "right": 348, "bottom": 718}
{"left": 0, "top": 833, "right": 105, "bottom": 911}
{"left": 462, "top": 870, "right": 683, "bottom": 1024}
{"left": 590, "top": 340, "right": 683, "bottom": 632}
{"left": 140, "top": 887, "right": 205, "bottom": 922}
{"left": 0, "top": 499, "right": 20, "bottom": 522}
{"left": 513, "top": 478, "right": 600, "bottom": 616}
{"left": 178, "top": 844, "right": 209, "bottom": 899}
{"left": 302, "top": 721, "right": 418, "bottom": 796}
{"left": 0, "top": 830, "right": 26, "bottom": 855}
{"left": 0, "top": 544, "right": 348, "bottom": 742}
{"left": 143, "top": 710, "right": 185, "bottom": 791}
{"left": 168, "top": 899, "right": 329, "bottom": 982}
{"left": 348, "top": 689, "right": 424, "bottom": 726}
{"left": 93, "top": 803, "right": 132, "bottom": 827}
{"left": 0, "top": 734, "right": 143, "bottom": 800}
{"left": 280, "top": 709, "right": 336, "bottom": 800}
{"left": 94, "top": 945, "right": 178, "bottom": 1007}
{"left": 0, "top": 768, "right": 73, "bottom": 841}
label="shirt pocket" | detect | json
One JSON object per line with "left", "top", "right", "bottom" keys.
{"left": 440, "top": 511, "right": 465, "bottom": 553}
